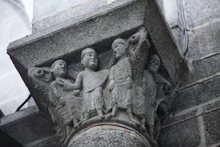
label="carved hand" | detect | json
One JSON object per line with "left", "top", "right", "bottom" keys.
{"left": 60, "top": 97, "right": 66, "bottom": 106}
{"left": 73, "top": 90, "right": 80, "bottom": 96}
{"left": 108, "top": 80, "right": 114, "bottom": 91}
{"left": 56, "top": 79, "right": 65, "bottom": 87}
{"left": 126, "top": 77, "right": 132, "bottom": 89}
{"left": 164, "top": 84, "right": 172, "bottom": 95}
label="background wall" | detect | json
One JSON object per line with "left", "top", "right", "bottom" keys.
{"left": 157, "top": 0, "right": 220, "bottom": 146}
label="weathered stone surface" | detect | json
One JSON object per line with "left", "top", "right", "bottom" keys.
{"left": 26, "top": 27, "right": 174, "bottom": 146}
{"left": 181, "top": 52, "right": 220, "bottom": 87}
{"left": 33, "top": 0, "right": 107, "bottom": 32}
{"left": 0, "top": 107, "right": 55, "bottom": 145}
{"left": 6, "top": 1, "right": 188, "bottom": 146}
{"left": 170, "top": 27, "right": 184, "bottom": 54}
{"left": 202, "top": 98, "right": 220, "bottom": 113}
{"left": 0, "top": 106, "right": 38, "bottom": 126}
{"left": 8, "top": 0, "right": 146, "bottom": 70}
{"left": 167, "top": 96, "right": 220, "bottom": 127}
{"left": 165, "top": 109, "right": 197, "bottom": 127}
{"left": 186, "top": 20, "right": 220, "bottom": 60}
{"left": 144, "top": 0, "right": 187, "bottom": 83}
{"left": 26, "top": 135, "right": 60, "bottom": 147}
{"left": 68, "top": 123, "right": 151, "bottom": 147}
{"left": 158, "top": 117, "right": 200, "bottom": 147}
{"left": 0, "top": 129, "right": 23, "bottom": 147}
{"left": 8, "top": 0, "right": 186, "bottom": 89}
{"left": 6, "top": 1, "right": 187, "bottom": 124}
{"left": 203, "top": 109, "right": 220, "bottom": 146}
{"left": 8, "top": 0, "right": 147, "bottom": 113}
{"left": 171, "top": 75, "right": 220, "bottom": 113}
{"left": 184, "top": 0, "right": 220, "bottom": 29}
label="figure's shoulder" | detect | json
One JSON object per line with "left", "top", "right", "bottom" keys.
{"left": 123, "top": 57, "right": 131, "bottom": 64}
{"left": 143, "top": 70, "right": 154, "bottom": 80}
{"left": 99, "top": 69, "right": 109, "bottom": 74}
{"left": 77, "top": 71, "right": 85, "bottom": 77}
{"left": 96, "top": 69, "right": 109, "bottom": 78}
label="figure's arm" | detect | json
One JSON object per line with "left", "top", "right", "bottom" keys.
{"left": 63, "top": 72, "right": 83, "bottom": 90}
{"left": 126, "top": 76, "right": 132, "bottom": 89}
{"left": 108, "top": 69, "right": 114, "bottom": 91}
{"left": 50, "top": 82, "right": 59, "bottom": 97}
{"left": 49, "top": 82, "right": 59, "bottom": 106}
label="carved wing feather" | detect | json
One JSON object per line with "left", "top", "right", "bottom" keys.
{"left": 128, "top": 27, "right": 150, "bottom": 86}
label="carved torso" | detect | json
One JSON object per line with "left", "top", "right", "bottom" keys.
{"left": 110, "top": 57, "right": 132, "bottom": 109}
{"left": 111, "top": 57, "right": 132, "bottom": 84}
{"left": 80, "top": 70, "right": 108, "bottom": 114}
{"left": 81, "top": 70, "right": 108, "bottom": 92}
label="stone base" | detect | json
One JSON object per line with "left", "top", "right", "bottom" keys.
{"left": 67, "top": 123, "right": 151, "bottom": 147}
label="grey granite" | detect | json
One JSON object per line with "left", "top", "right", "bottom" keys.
{"left": 158, "top": 117, "right": 200, "bottom": 147}
{"left": 0, "top": 106, "right": 38, "bottom": 126}
{"left": 6, "top": 0, "right": 189, "bottom": 146}
{"left": 0, "top": 107, "right": 55, "bottom": 145}
{"left": 25, "top": 135, "right": 60, "bottom": 147}
{"left": 144, "top": 0, "right": 187, "bottom": 83}
{"left": 165, "top": 109, "right": 198, "bottom": 127}
{"left": 184, "top": 0, "right": 220, "bottom": 29}
{"left": 204, "top": 109, "right": 220, "bottom": 146}
{"left": 181, "top": 52, "right": 220, "bottom": 87}
{"left": 7, "top": 0, "right": 186, "bottom": 122}
{"left": 171, "top": 75, "right": 220, "bottom": 113}
{"left": 186, "top": 20, "right": 220, "bottom": 60}
{"left": 68, "top": 123, "right": 151, "bottom": 147}
{"left": 8, "top": 0, "right": 186, "bottom": 86}
{"left": 8, "top": 0, "right": 146, "bottom": 113}
{"left": 32, "top": 0, "right": 107, "bottom": 32}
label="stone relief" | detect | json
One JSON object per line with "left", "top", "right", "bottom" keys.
{"left": 143, "top": 55, "right": 172, "bottom": 140}
{"left": 28, "top": 60, "right": 83, "bottom": 144}
{"left": 28, "top": 27, "right": 172, "bottom": 146}
{"left": 59, "top": 48, "right": 108, "bottom": 121}
{"left": 107, "top": 27, "right": 150, "bottom": 130}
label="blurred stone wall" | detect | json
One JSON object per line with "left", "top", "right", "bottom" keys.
{"left": 158, "top": 0, "right": 220, "bottom": 146}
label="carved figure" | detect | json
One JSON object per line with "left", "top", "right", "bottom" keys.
{"left": 28, "top": 67, "right": 53, "bottom": 111}
{"left": 49, "top": 60, "right": 82, "bottom": 142}
{"left": 107, "top": 28, "right": 151, "bottom": 128}
{"left": 127, "top": 27, "right": 151, "bottom": 129}
{"left": 149, "top": 55, "right": 172, "bottom": 138}
{"left": 143, "top": 55, "right": 172, "bottom": 139}
{"left": 108, "top": 38, "right": 140, "bottom": 125}
{"left": 61, "top": 48, "right": 108, "bottom": 121}
{"left": 28, "top": 60, "right": 83, "bottom": 144}
{"left": 27, "top": 27, "right": 173, "bottom": 146}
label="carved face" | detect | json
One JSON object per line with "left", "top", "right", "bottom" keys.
{"left": 148, "top": 55, "right": 160, "bottom": 73}
{"left": 112, "top": 39, "right": 128, "bottom": 59}
{"left": 81, "top": 50, "right": 98, "bottom": 70}
{"left": 51, "top": 60, "right": 67, "bottom": 77}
